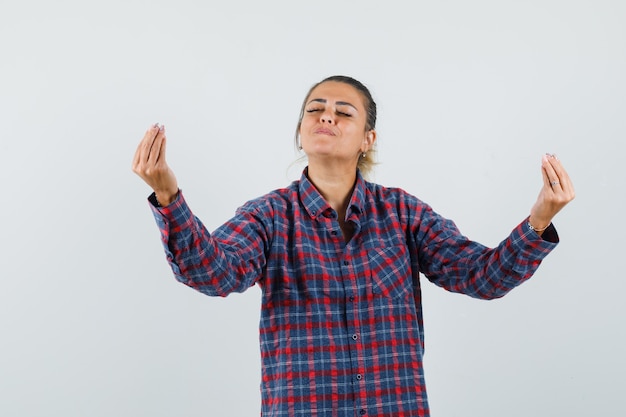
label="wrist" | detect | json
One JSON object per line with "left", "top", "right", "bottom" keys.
{"left": 527, "top": 216, "right": 551, "bottom": 233}
{"left": 155, "top": 189, "right": 179, "bottom": 207}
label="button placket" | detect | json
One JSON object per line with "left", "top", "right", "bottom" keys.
{"left": 341, "top": 250, "right": 365, "bottom": 411}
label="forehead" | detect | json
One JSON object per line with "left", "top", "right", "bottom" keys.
{"left": 307, "top": 81, "right": 366, "bottom": 108}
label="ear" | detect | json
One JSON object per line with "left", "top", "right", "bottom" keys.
{"left": 362, "top": 130, "right": 377, "bottom": 152}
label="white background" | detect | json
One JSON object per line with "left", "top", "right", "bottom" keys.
{"left": 1, "top": 0, "right": 624, "bottom": 416}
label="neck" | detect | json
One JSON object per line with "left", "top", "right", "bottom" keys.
{"left": 306, "top": 163, "right": 357, "bottom": 217}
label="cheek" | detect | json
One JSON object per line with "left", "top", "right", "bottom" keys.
{"left": 299, "top": 117, "right": 316, "bottom": 133}
{"left": 301, "top": 114, "right": 315, "bottom": 125}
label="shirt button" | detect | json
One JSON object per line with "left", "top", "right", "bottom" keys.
{"left": 356, "top": 374, "right": 362, "bottom": 380}
{"left": 359, "top": 410, "right": 366, "bottom": 415}
{"left": 349, "top": 296, "right": 355, "bottom": 302}
{"left": 352, "top": 334, "right": 358, "bottom": 340}
{"left": 331, "top": 230, "right": 337, "bottom": 235}
{"left": 344, "top": 261, "right": 349, "bottom": 266}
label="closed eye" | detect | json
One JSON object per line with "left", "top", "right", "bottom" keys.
{"left": 305, "top": 108, "right": 353, "bottom": 117}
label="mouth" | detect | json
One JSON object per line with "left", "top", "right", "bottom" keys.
{"left": 314, "top": 127, "right": 336, "bottom": 136}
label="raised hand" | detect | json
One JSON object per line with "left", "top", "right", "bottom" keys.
{"left": 132, "top": 124, "right": 179, "bottom": 206}
{"left": 529, "top": 153, "right": 575, "bottom": 233}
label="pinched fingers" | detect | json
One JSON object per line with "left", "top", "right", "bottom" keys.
{"left": 133, "top": 124, "right": 166, "bottom": 175}
{"left": 133, "top": 124, "right": 159, "bottom": 171}
{"left": 148, "top": 126, "right": 167, "bottom": 166}
{"left": 131, "top": 123, "right": 178, "bottom": 200}
{"left": 142, "top": 124, "right": 164, "bottom": 165}
{"left": 536, "top": 153, "right": 575, "bottom": 223}
{"left": 530, "top": 154, "right": 575, "bottom": 231}
{"left": 542, "top": 153, "right": 575, "bottom": 199}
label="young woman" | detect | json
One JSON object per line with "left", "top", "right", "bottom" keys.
{"left": 132, "top": 75, "right": 574, "bottom": 416}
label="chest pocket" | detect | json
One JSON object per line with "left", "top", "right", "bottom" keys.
{"left": 367, "top": 243, "right": 412, "bottom": 299}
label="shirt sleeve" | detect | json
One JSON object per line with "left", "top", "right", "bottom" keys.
{"left": 149, "top": 191, "right": 272, "bottom": 297}
{"left": 415, "top": 204, "right": 559, "bottom": 300}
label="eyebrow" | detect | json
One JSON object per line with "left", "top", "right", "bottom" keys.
{"left": 307, "top": 98, "right": 358, "bottom": 111}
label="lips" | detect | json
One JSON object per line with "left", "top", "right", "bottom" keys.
{"left": 314, "top": 127, "right": 336, "bottom": 136}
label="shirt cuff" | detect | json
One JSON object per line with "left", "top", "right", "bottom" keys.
{"left": 507, "top": 218, "right": 559, "bottom": 277}
{"left": 149, "top": 188, "right": 195, "bottom": 226}
{"left": 148, "top": 190, "right": 181, "bottom": 208}
{"left": 524, "top": 217, "right": 559, "bottom": 244}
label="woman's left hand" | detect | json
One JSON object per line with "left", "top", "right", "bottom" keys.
{"left": 529, "top": 154, "right": 576, "bottom": 232}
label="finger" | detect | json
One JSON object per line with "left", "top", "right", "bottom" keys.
{"left": 541, "top": 154, "right": 557, "bottom": 188}
{"left": 133, "top": 126, "right": 155, "bottom": 170}
{"left": 147, "top": 126, "right": 166, "bottom": 166}
{"left": 552, "top": 157, "right": 574, "bottom": 194}
{"left": 540, "top": 159, "right": 551, "bottom": 189}
{"left": 561, "top": 170, "right": 574, "bottom": 195}
{"left": 146, "top": 125, "right": 163, "bottom": 160}
{"left": 137, "top": 124, "right": 159, "bottom": 160}
{"left": 542, "top": 154, "right": 563, "bottom": 191}
{"left": 546, "top": 154, "right": 576, "bottom": 195}
{"left": 156, "top": 134, "right": 167, "bottom": 164}
{"left": 546, "top": 154, "right": 564, "bottom": 178}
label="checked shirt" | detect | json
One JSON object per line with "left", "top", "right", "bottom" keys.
{"left": 149, "top": 168, "right": 558, "bottom": 416}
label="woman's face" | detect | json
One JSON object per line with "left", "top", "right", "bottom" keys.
{"left": 299, "top": 81, "right": 375, "bottom": 169}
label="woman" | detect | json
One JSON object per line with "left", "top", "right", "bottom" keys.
{"left": 132, "top": 75, "right": 574, "bottom": 416}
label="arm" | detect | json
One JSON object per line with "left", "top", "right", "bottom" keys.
{"left": 417, "top": 154, "right": 574, "bottom": 299}
{"left": 149, "top": 192, "right": 270, "bottom": 296}
{"left": 132, "top": 123, "right": 270, "bottom": 296}
{"left": 417, "top": 212, "right": 558, "bottom": 299}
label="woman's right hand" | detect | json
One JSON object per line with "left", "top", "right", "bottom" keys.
{"left": 132, "top": 124, "right": 179, "bottom": 206}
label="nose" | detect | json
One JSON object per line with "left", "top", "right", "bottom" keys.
{"left": 320, "top": 109, "right": 335, "bottom": 124}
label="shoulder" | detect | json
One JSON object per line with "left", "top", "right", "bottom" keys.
{"left": 236, "top": 180, "right": 299, "bottom": 216}
{"left": 364, "top": 181, "right": 459, "bottom": 242}
{"left": 364, "top": 180, "right": 431, "bottom": 214}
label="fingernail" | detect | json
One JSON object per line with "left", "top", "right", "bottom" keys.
{"left": 159, "top": 124, "right": 165, "bottom": 131}
{"left": 153, "top": 122, "right": 160, "bottom": 128}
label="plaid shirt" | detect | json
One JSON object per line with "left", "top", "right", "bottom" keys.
{"left": 149, "top": 169, "right": 558, "bottom": 416}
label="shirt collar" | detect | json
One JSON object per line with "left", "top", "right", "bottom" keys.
{"left": 298, "top": 167, "right": 366, "bottom": 220}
